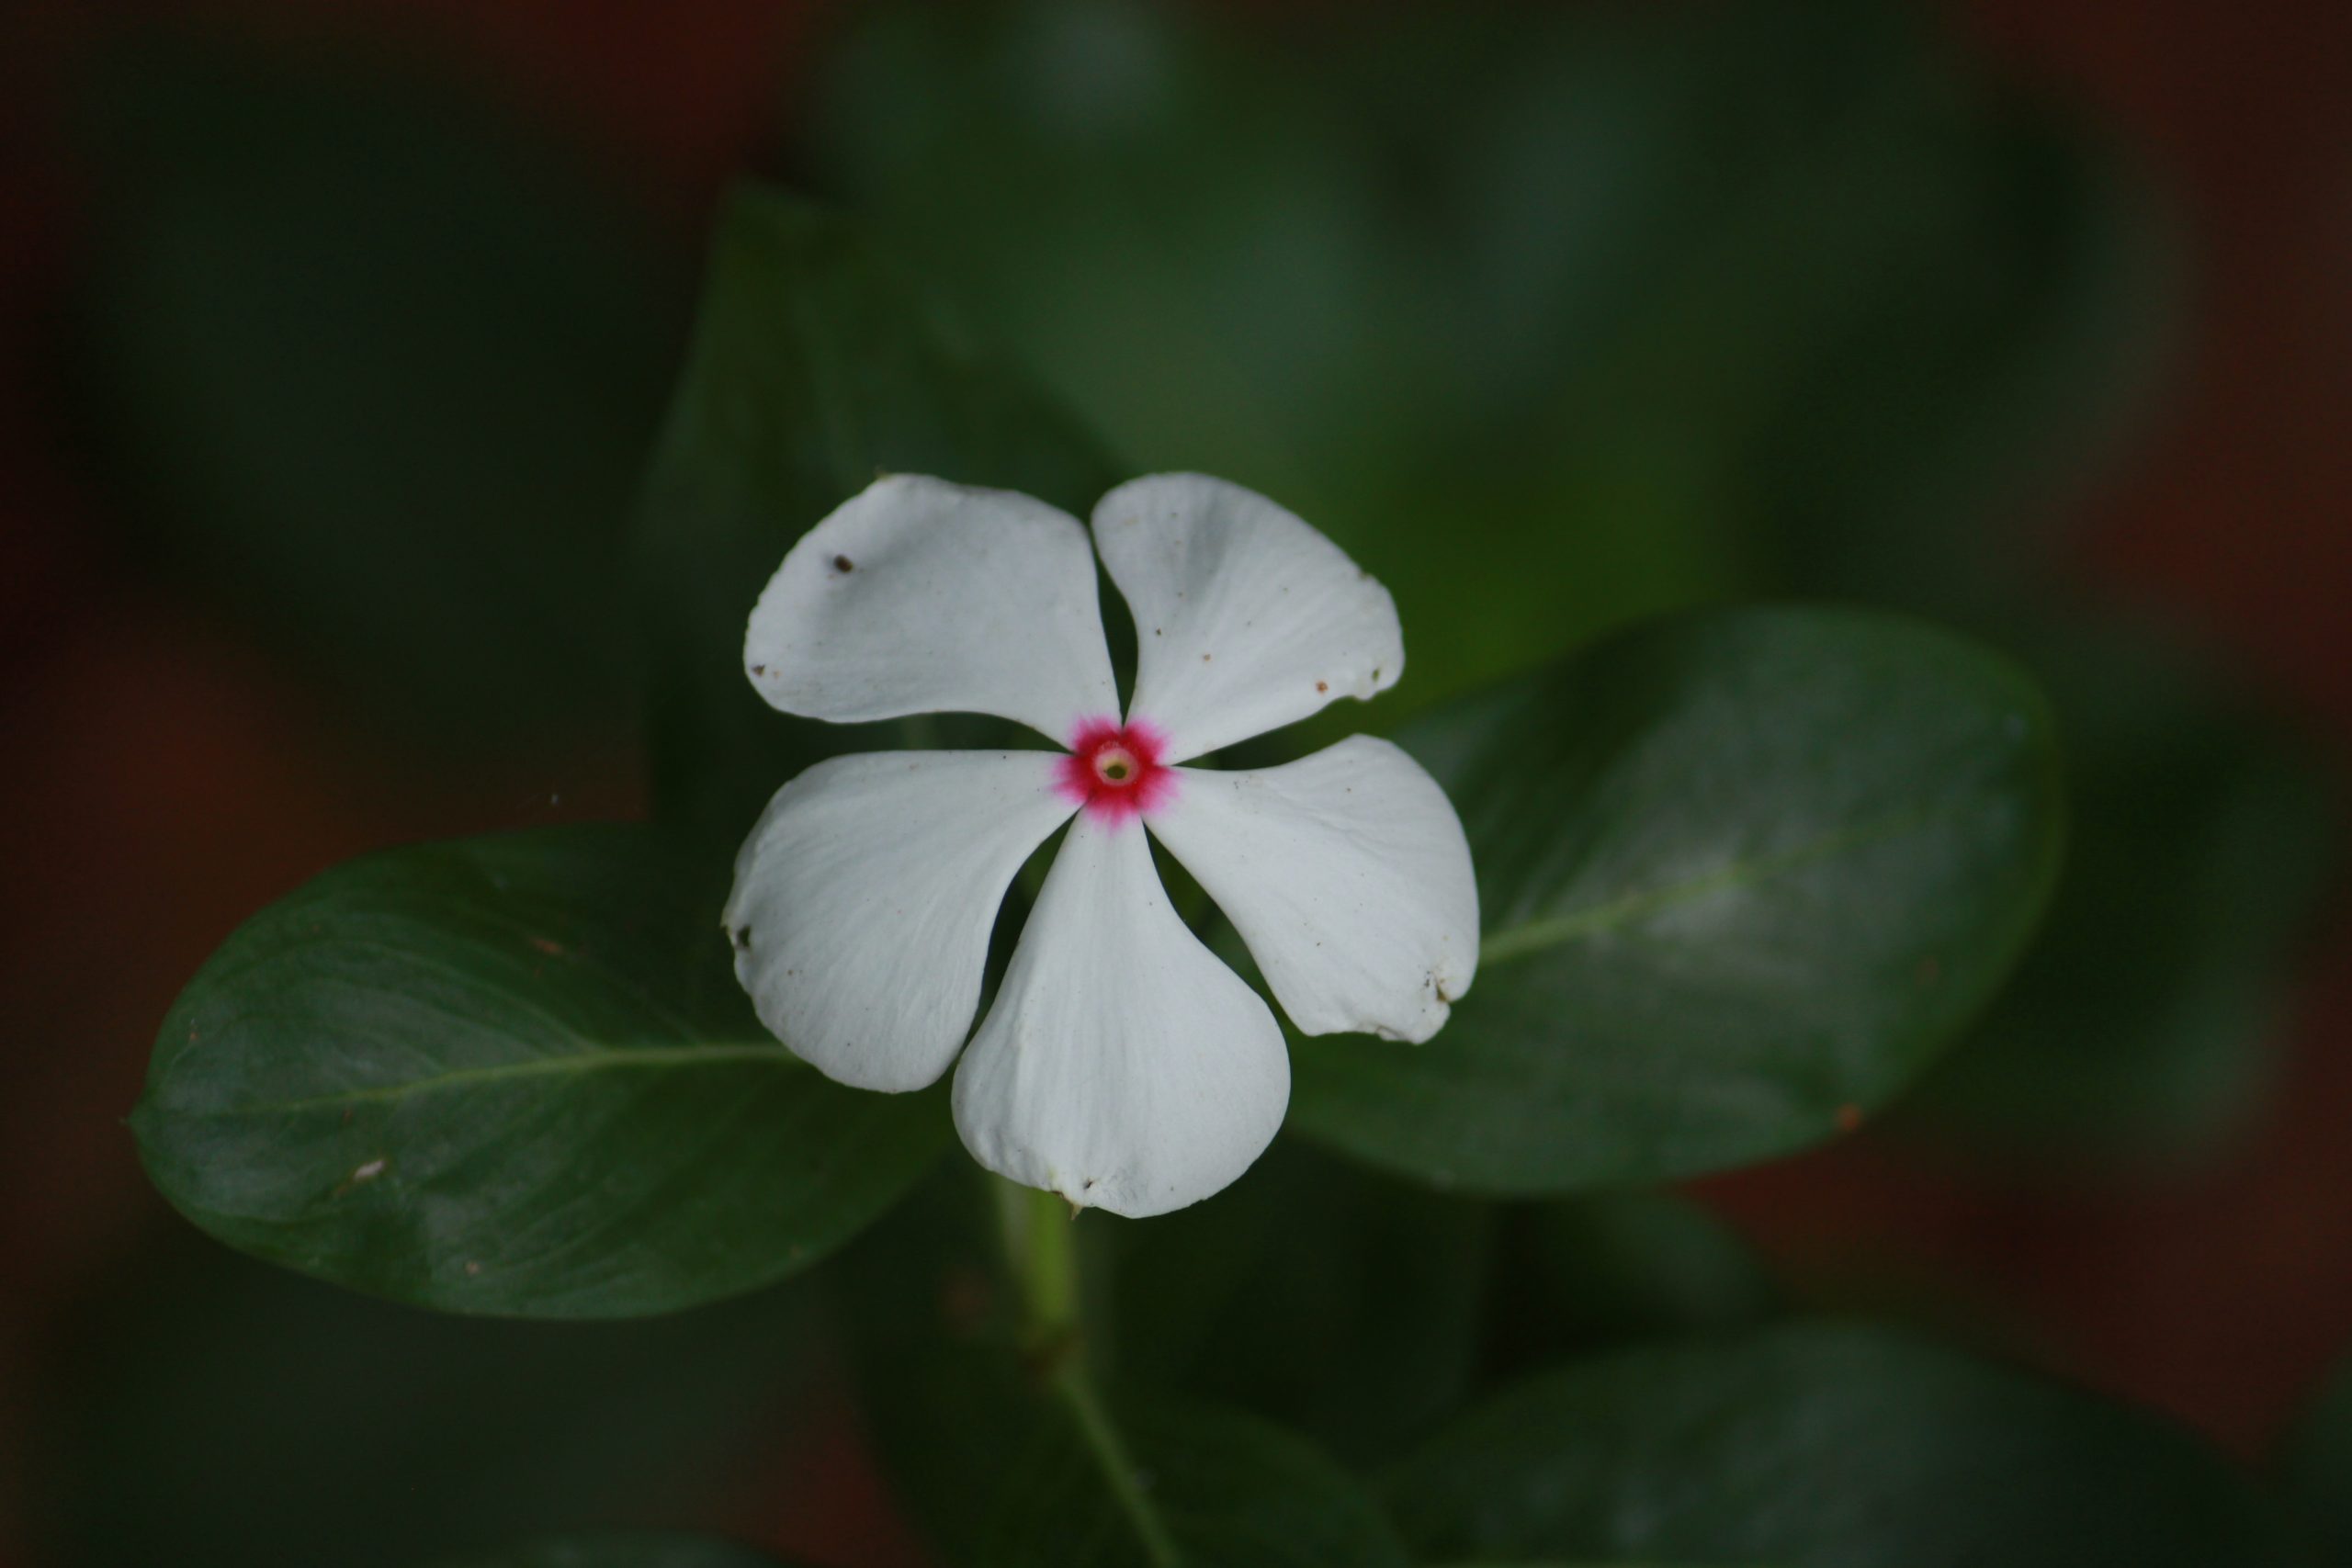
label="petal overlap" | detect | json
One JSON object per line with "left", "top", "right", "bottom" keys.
{"left": 724, "top": 750, "right": 1076, "bottom": 1092}
{"left": 952, "top": 814, "right": 1290, "bottom": 1217}
{"left": 1148, "top": 736, "right": 1479, "bottom": 1043}
{"left": 745, "top": 475, "right": 1118, "bottom": 744}
{"left": 1093, "top": 473, "right": 1404, "bottom": 762}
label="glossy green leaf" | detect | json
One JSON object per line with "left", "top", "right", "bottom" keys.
{"left": 1385, "top": 1323, "right": 2298, "bottom": 1567}
{"left": 1290, "top": 606, "right": 2064, "bottom": 1192}
{"left": 429, "top": 1537, "right": 792, "bottom": 1568}
{"left": 132, "top": 826, "right": 947, "bottom": 1317}
{"left": 834, "top": 1170, "right": 1412, "bottom": 1567}
{"left": 74, "top": 30, "right": 689, "bottom": 741}
{"left": 636, "top": 184, "right": 1122, "bottom": 840}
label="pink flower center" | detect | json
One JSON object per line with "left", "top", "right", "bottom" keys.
{"left": 1057, "top": 717, "right": 1175, "bottom": 823}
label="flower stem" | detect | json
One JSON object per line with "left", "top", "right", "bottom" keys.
{"left": 997, "top": 1178, "right": 1080, "bottom": 1352}
{"left": 991, "top": 1177, "right": 1181, "bottom": 1567}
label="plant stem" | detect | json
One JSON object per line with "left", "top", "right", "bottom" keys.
{"left": 991, "top": 1177, "right": 1182, "bottom": 1567}
{"left": 998, "top": 1179, "right": 1080, "bottom": 1352}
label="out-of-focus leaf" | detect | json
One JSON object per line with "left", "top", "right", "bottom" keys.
{"left": 808, "top": 0, "right": 1408, "bottom": 511}
{"left": 1385, "top": 1323, "right": 2298, "bottom": 1567}
{"left": 33, "top": 1228, "right": 818, "bottom": 1568}
{"left": 808, "top": 1, "right": 2174, "bottom": 707}
{"left": 1905, "top": 618, "right": 2338, "bottom": 1156}
{"left": 833, "top": 1170, "right": 1413, "bottom": 1567}
{"left": 1104, "top": 1138, "right": 1493, "bottom": 1466}
{"left": 73, "top": 30, "right": 690, "bottom": 739}
{"left": 1289, "top": 606, "right": 2064, "bottom": 1192}
{"left": 429, "top": 1536, "right": 794, "bottom": 1568}
{"left": 1521, "top": 1192, "right": 1779, "bottom": 1346}
{"left": 132, "top": 826, "right": 946, "bottom": 1317}
{"left": 806, "top": 0, "right": 1736, "bottom": 711}
{"left": 2278, "top": 1350, "right": 2352, "bottom": 1564}
{"left": 636, "top": 185, "right": 1122, "bottom": 840}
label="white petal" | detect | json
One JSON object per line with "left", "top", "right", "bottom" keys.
{"left": 746, "top": 475, "right": 1120, "bottom": 744}
{"left": 1092, "top": 473, "right": 1404, "bottom": 762}
{"left": 724, "top": 750, "right": 1076, "bottom": 1091}
{"left": 953, "top": 815, "right": 1289, "bottom": 1217}
{"left": 1147, "top": 736, "right": 1478, "bottom": 1043}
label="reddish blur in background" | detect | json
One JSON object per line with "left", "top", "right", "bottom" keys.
{"left": 2, "top": 1, "right": 2347, "bottom": 1564}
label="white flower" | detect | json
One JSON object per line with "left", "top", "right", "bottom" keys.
{"left": 723, "top": 473, "right": 1478, "bottom": 1216}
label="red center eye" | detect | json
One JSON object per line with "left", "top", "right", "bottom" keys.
{"left": 1057, "top": 719, "right": 1174, "bottom": 823}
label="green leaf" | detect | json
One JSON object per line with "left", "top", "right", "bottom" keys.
{"left": 1518, "top": 1192, "right": 1780, "bottom": 1347}
{"left": 636, "top": 184, "right": 1123, "bottom": 840}
{"left": 33, "top": 1229, "right": 824, "bottom": 1568}
{"left": 428, "top": 1536, "right": 792, "bottom": 1568}
{"left": 834, "top": 1170, "right": 1413, "bottom": 1567}
{"left": 808, "top": 2, "right": 2172, "bottom": 708}
{"left": 1385, "top": 1323, "right": 2299, "bottom": 1567}
{"left": 132, "top": 826, "right": 947, "bottom": 1317}
{"left": 1290, "top": 605, "right": 2064, "bottom": 1192}
{"left": 1105, "top": 1138, "right": 1494, "bottom": 1466}
{"left": 74, "top": 29, "right": 689, "bottom": 741}
{"left": 1903, "top": 616, "right": 2338, "bottom": 1158}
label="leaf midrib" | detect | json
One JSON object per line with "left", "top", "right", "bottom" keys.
{"left": 1477, "top": 802, "right": 1943, "bottom": 968}
{"left": 186, "top": 1042, "right": 799, "bottom": 1117}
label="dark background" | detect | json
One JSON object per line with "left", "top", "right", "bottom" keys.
{"left": 3, "top": 0, "right": 2347, "bottom": 1562}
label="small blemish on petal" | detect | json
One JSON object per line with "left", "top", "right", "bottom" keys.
{"left": 1201, "top": 652, "right": 1213, "bottom": 662}
{"left": 750, "top": 663, "right": 765, "bottom": 676}
{"left": 1316, "top": 680, "right": 1329, "bottom": 694}
{"left": 832, "top": 554, "right": 855, "bottom": 572}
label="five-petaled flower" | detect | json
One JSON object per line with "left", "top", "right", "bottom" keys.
{"left": 723, "top": 473, "right": 1478, "bottom": 1216}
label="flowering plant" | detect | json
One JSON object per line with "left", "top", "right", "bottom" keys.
{"left": 125, "top": 188, "right": 2088, "bottom": 1562}
{"left": 109, "top": 72, "right": 2318, "bottom": 1556}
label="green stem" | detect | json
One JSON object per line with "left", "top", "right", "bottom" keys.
{"left": 1056, "top": 1368, "right": 1180, "bottom": 1568}
{"left": 995, "top": 1179, "right": 1080, "bottom": 1351}
{"left": 992, "top": 1178, "right": 1182, "bottom": 1567}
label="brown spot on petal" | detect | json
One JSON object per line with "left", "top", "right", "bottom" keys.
{"left": 832, "top": 555, "right": 855, "bottom": 572}
{"left": 1316, "top": 681, "right": 1329, "bottom": 694}
{"left": 750, "top": 663, "right": 765, "bottom": 676}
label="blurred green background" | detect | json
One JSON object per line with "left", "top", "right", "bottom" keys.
{"left": 3, "top": 0, "right": 2346, "bottom": 1562}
